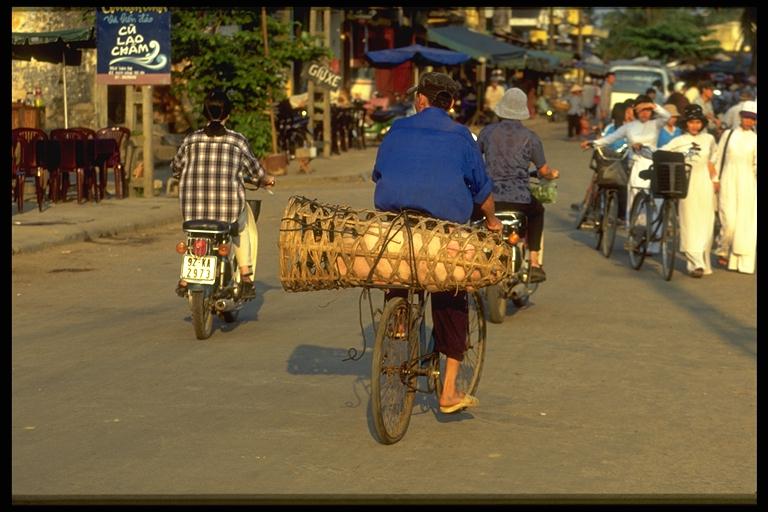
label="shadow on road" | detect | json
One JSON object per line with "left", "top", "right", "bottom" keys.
{"left": 547, "top": 204, "right": 755, "bottom": 358}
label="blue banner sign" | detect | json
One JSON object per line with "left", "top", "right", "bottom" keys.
{"left": 96, "top": 7, "right": 171, "bottom": 85}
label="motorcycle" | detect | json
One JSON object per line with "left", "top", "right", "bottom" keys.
{"left": 364, "top": 101, "right": 412, "bottom": 143}
{"left": 276, "top": 100, "right": 312, "bottom": 156}
{"left": 536, "top": 96, "right": 556, "bottom": 122}
{"left": 473, "top": 202, "right": 542, "bottom": 324}
{"left": 175, "top": 180, "right": 265, "bottom": 339}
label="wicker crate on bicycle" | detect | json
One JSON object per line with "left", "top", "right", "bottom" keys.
{"left": 279, "top": 195, "right": 513, "bottom": 293}
{"left": 647, "top": 150, "right": 691, "bottom": 198}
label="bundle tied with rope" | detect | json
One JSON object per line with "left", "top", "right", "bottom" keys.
{"left": 279, "top": 196, "right": 514, "bottom": 293}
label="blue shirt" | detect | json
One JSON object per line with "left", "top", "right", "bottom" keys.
{"left": 601, "top": 123, "right": 628, "bottom": 152}
{"left": 478, "top": 119, "right": 546, "bottom": 203}
{"left": 372, "top": 107, "right": 493, "bottom": 224}
{"left": 657, "top": 125, "right": 682, "bottom": 148}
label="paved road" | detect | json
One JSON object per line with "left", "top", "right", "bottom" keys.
{"left": 11, "top": 119, "right": 756, "bottom": 505}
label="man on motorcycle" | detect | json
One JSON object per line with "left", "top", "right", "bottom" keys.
{"left": 172, "top": 88, "right": 276, "bottom": 299}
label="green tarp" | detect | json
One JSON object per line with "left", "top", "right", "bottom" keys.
{"left": 12, "top": 28, "right": 95, "bottom": 65}
{"left": 426, "top": 25, "right": 560, "bottom": 71}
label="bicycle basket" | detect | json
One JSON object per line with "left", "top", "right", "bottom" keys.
{"left": 650, "top": 150, "right": 690, "bottom": 198}
{"left": 595, "top": 158, "right": 628, "bottom": 188}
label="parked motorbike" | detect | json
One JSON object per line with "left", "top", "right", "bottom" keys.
{"left": 473, "top": 206, "right": 541, "bottom": 324}
{"left": 175, "top": 180, "right": 265, "bottom": 339}
{"left": 276, "top": 99, "right": 313, "bottom": 156}
{"left": 364, "top": 101, "right": 412, "bottom": 143}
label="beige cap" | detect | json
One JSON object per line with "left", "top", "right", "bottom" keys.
{"left": 570, "top": 84, "right": 583, "bottom": 93}
{"left": 663, "top": 104, "right": 680, "bottom": 117}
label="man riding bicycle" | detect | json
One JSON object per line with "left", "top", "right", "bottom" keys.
{"left": 372, "top": 72, "right": 501, "bottom": 414}
{"left": 172, "top": 88, "right": 276, "bottom": 299}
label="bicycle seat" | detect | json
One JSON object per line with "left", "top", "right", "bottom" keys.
{"left": 638, "top": 169, "right": 653, "bottom": 180}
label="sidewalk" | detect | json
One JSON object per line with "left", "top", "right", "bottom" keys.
{"left": 11, "top": 117, "right": 562, "bottom": 255}
{"left": 11, "top": 146, "right": 379, "bottom": 254}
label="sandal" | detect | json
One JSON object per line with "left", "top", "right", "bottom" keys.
{"left": 240, "top": 279, "right": 256, "bottom": 300}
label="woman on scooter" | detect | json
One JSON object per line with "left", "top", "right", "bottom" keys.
{"left": 172, "top": 88, "right": 276, "bottom": 299}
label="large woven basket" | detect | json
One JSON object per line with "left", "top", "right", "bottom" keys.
{"left": 278, "top": 196, "right": 514, "bottom": 293}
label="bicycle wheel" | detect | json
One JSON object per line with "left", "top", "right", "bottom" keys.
{"left": 627, "top": 192, "right": 649, "bottom": 270}
{"left": 593, "top": 189, "right": 605, "bottom": 250}
{"left": 456, "top": 292, "right": 487, "bottom": 396}
{"left": 660, "top": 200, "right": 679, "bottom": 281}
{"left": 371, "top": 296, "right": 418, "bottom": 444}
{"left": 600, "top": 191, "right": 619, "bottom": 258}
{"left": 575, "top": 179, "right": 598, "bottom": 230}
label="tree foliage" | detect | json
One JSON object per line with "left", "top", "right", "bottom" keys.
{"left": 170, "top": 8, "right": 329, "bottom": 156}
{"left": 595, "top": 8, "right": 723, "bottom": 64}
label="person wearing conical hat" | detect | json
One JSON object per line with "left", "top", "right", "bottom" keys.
{"left": 566, "top": 84, "right": 585, "bottom": 139}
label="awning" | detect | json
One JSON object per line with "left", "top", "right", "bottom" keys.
{"left": 12, "top": 28, "right": 96, "bottom": 128}
{"left": 365, "top": 44, "right": 470, "bottom": 67}
{"left": 702, "top": 54, "right": 752, "bottom": 74}
{"left": 426, "top": 25, "right": 559, "bottom": 71}
{"left": 522, "top": 48, "right": 561, "bottom": 72}
{"left": 12, "top": 28, "right": 95, "bottom": 66}
{"left": 426, "top": 25, "right": 525, "bottom": 66}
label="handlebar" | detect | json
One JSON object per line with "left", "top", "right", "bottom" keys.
{"left": 635, "top": 142, "right": 700, "bottom": 161}
{"left": 244, "top": 176, "right": 275, "bottom": 194}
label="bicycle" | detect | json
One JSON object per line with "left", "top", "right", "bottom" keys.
{"left": 626, "top": 143, "right": 699, "bottom": 280}
{"left": 576, "top": 143, "right": 629, "bottom": 258}
{"left": 368, "top": 287, "right": 486, "bottom": 444}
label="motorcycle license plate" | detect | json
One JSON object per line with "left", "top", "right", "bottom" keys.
{"left": 181, "top": 256, "right": 217, "bottom": 284}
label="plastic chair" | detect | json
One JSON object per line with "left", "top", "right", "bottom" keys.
{"left": 12, "top": 127, "right": 48, "bottom": 212}
{"left": 49, "top": 128, "right": 97, "bottom": 204}
{"left": 95, "top": 126, "right": 131, "bottom": 199}
{"left": 71, "top": 127, "right": 101, "bottom": 201}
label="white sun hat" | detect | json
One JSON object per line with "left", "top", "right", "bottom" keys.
{"left": 494, "top": 87, "right": 530, "bottom": 120}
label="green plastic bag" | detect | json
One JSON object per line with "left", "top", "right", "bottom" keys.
{"left": 529, "top": 179, "right": 558, "bottom": 204}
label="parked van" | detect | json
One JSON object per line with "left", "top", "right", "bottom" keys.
{"left": 608, "top": 63, "right": 673, "bottom": 111}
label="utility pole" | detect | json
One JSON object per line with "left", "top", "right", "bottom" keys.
{"left": 142, "top": 85, "right": 154, "bottom": 196}
{"left": 548, "top": 8, "right": 555, "bottom": 52}
{"left": 307, "top": 8, "right": 316, "bottom": 148}
{"left": 308, "top": 7, "right": 332, "bottom": 158}
{"left": 323, "top": 8, "right": 331, "bottom": 158}
{"left": 577, "top": 8, "right": 584, "bottom": 85}
{"left": 262, "top": 7, "right": 278, "bottom": 156}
